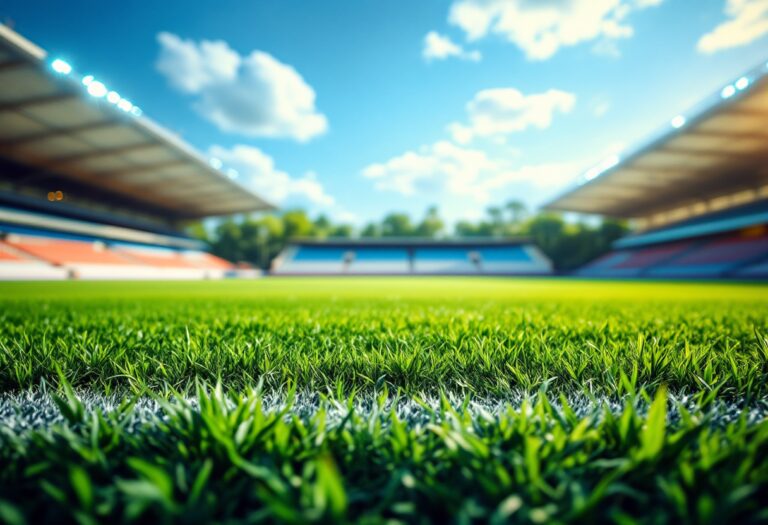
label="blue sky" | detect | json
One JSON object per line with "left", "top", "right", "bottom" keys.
{"left": 2, "top": 0, "right": 767, "bottom": 225}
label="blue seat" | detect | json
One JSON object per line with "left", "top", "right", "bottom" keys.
{"left": 414, "top": 248, "right": 470, "bottom": 261}
{"left": 354, "top": 248, "right": 408, "bottom": 261}
{"left": 477, "top": 247, "right": 530, "bottom": 262}
{"left": 292, "top": 246, "right": 349, "bottom": 261}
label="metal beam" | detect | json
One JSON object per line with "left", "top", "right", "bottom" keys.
{"left": 47, "top": 141, "right": 160, "bottom": 165}
{"left": 720, "top": 106, "right": 768, "bottom": 118}
{"left": 0, "top": 92, "right": 79, "bottom": 113}
{"left": 0, "top": 120, "right": 119, "bottom": 148}
{"left": 663, "top": 145, "right": 768, "bottom": 157}
{"left": 0, "top": 59, "right": 30, "bottom": 73}
{"left": 685, "top": 129, "right": 768, "bottom": 140}
{"left": 95, "top": 159, "right": 190, "bottom": 179}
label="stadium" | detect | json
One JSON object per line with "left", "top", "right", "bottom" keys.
{"left": 0, "top": 24, "right": 272, "bottom": 281}
{"left": 545, "top": 61, "right": 768, "bottom": 279}
{"left": 272, "top": 239, "right": 552, "bottom": 275}
{"left": 1, "top": 10, "right": 768, "bottom": 525}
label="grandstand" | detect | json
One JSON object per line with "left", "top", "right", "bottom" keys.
{"left": 0, "top": 24, "right": 272, "bottom": 280}
{"left": 546, "top": 61, "right": 768, "bottom": 279}
{"left": 272, "top": 239, "right": 552, "bottom": 276}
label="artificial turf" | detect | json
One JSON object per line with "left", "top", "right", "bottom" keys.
{"left": 1, "top": 278, "right": 767, "bottom": 524}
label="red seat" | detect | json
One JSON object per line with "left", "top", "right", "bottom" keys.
{"left": 6, "top": 237, "right": 132, "bottom": 266}
{"left": 614, "top": 242, "right": 691, "bottom": 269}
{"left": 0, "top": 242, "right": 26, "bottom": 261}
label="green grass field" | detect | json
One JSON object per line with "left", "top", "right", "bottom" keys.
{"left": 1, "top": 278, "right": 768, "bottom": 524}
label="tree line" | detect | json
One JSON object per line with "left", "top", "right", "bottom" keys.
{"left": 191, "top": 201, "right": 627, "bottom": 271}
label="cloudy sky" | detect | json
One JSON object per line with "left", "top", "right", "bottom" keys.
{"left": 3, "top": 0, "right": 768, "bottom": 224}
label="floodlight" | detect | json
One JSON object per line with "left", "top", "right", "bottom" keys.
{"left": 209, "top": 157, "right": 223, "bottom": 169}
{"left": 87, "top": 80, "right": 107, "bottom": 97}
{"left": 117, "top": 99, "right": 133, "bottom": 112}
{"left": 670, "top": 115, "right": 686, "bottom": 129}
{"left": 721, "top": 85, "right": 736, "bottom": 99}
{"left": 51, "top": 59, "right": 72, "bottom": 75}
{"left": 107, "top": 91, "right": 121, "bottom": 104}
{"left": 735, "top": 76, "right": 749, "bottom": 90}
{"left": 81, "top": 75, "right": 94, "bottom": 86}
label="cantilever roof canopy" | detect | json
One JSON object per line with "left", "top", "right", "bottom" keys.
{"left": 544, "top": 61, "right": 768, "bottom": 219}
{"left": 0, "top": 24, "right": 273, "bottom": 219}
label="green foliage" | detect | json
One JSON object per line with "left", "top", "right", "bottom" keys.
{"left": 208, "top": 210, "right": 351, "bottom": 268}
{"left": 2, "top": 385, "right": 768, "bottom": 524}
{"left": 0, "top": 278, "right": 766, "bottom": 398}
{"left": 0, "top": 278, "right": 766, "bottom": 523}
{"left": 199, "top": 203, "right": 625, "bottom": 270}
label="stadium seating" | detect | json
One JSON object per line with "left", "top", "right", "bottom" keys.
{"left": 579, "top": 242, "right": 693, "bottom": 277}
{"left": 0, "top": 240, "right": 69, "bottom": 279}
{"left": 273, "top": 242, "right": 553, "bottom": 275}
{"left": 736, "top": 260, "right": 768, "bottom": 278}
{"left": 648, "top": 235, "right": 768, "bottom": 277}
{"left": 347, "top": 247, "right": 410, "bottom": 274}
{"left": 6, "top": 236, "right": 134, "bottom": 266}
{"left": 477, "top": 246, "right": 549, "bottom": 275}
{"left": 0, "top": 230, "right": 235, "bottom": 280}
{"left": 274, "top": 246, "right": 350, "bottom": 274}
{"left": 579, "top": 231, "right": 768, "bottom": 279}
{"left": 413, "top": 248, "right": 476, "bottom": 274}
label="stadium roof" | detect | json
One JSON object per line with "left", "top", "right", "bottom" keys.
{"left": 544, "top": 61, "right": 768, "bottom": 220}
{"left": 0, "top": 24, "right": 273, "bottom": 219}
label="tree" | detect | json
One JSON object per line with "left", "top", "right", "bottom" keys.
{"left": 332, "top": 224, "right": 354, "bottom": 238}
{"left": 360, "top": 223, "right": 381, "bottom": 238}
{"left": 486, "top": 206, "right": 504, "bottom": 237}
{"left": 212, "top": 219, "right": 243, "bottom": 263}
{"left": 505, "top": 200, "right": 527, "bottom": 233}
{"left": 187, "top": 222, "right": 210, "bottom": 243}
{"left": 313, "top": 215, "right": 333, "bottom": 238}
{"left": 525, "top": 214, "right": 565, "bottom": 265}
{"left": 381, "top": 213, "right": 414, "bottom": 237}
{"left": 282, "top": 210, "right": 314, "bottom": 239}
{"left": 201, "top": 207, "right": 629, "bottom": 273}
{"left": 415, "top": 206, "right": 444, "bottom": 238}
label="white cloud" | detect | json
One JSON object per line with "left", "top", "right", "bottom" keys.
{"left": 422, "top": 31, "right": 482, "bottom": 61}
{"left": 448, "top": 88, "right": 575, "bottom": 144}
{"left": 448, "top": 0, "right": 663, "bottom": 60}
{"left": 698, "top": 0, "right": 768, "bottom": 54}
{"left": 591, "top": 38, "right": 622, "bottom": 58}
{"left": 157, "top": 32, "right": 327, "bottom": 142}
{"left": 210, "top": 145, "right": 335, "bottom": 207}
{"left": 362, "top": 140, "right": 574, "bottom": 204}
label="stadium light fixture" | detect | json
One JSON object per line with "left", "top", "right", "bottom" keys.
{"left": 735, "top": 76, "right": 750, "bottom": 90}
{"left": 209, "top": 157, "right": 223, "bottom": 170}
{"left": 48, "top": 53, "right": 145, "bottom": 119}
{"left": 51, "top": 59, "right": 72, "bottom": 75}
{"left": 87, "top": 80, "right": 108, "bottom": 98}
{"left": 670, "top": 115, "right": 686, "bottom": 129}
{"left": 86, "top": 80, "right": 108, "bottom": 98}
{"left": 721, "top": 85, "right": 736, "bottom": 99}
{"left": 117, "top": 99, "right": 133, "bottom": 112}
